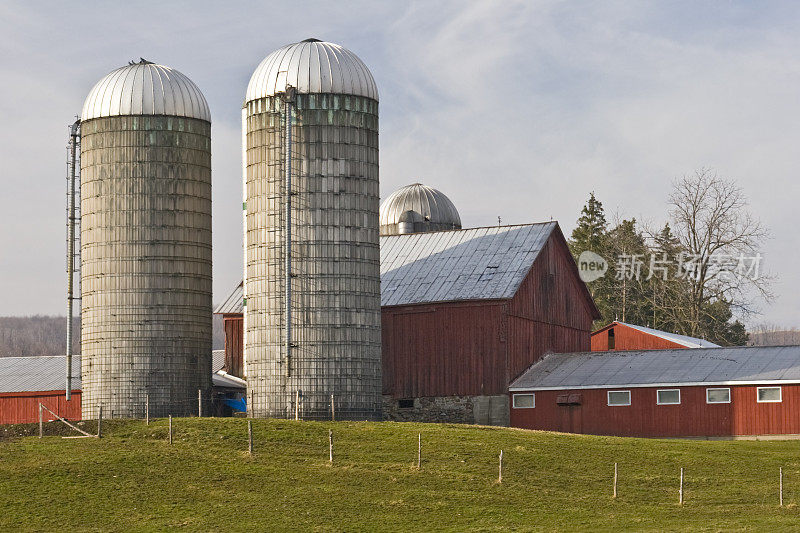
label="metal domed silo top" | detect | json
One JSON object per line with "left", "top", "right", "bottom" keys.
{"left": 380, "top": 183, "right": 462, "bottom": 235}
{"left": 81, "top": 60, "right": 210, "bottom": 121}
{"left": 245, "top": 39, "right": 378, "bottom": 102}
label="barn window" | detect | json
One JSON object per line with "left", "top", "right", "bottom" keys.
{"left": 608, "top": 328, "right": 615, "bottom": 350}
{"left": 706, "top": 388, "right": 731, "bottom": 404}
{"left": 757, "top": 387, "right": 782, "bottom": 403}
{"left": 398, "top": 398, "right": 414, "bottom": 409}
{"left": 513, "top": 393, "right": 535, "bottom": 408}
{"left": 657, "top": 389, "right": 680, "bottom": 405}
{"left": 607, "top": 390, "right": 631, "bottom": 406}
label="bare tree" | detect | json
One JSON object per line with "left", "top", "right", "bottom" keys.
{"left": 668, "top": 168, "right": 772, "bottom": 336}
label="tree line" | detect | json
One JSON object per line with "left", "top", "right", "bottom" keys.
{"left": 568, "top": 169, "right": 771, "bottom": 346}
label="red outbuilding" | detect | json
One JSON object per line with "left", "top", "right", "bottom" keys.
{"left": 0, "top": 356, "right": 81, "bottom": 424}
{"left": 510, "top": 345, "right": 800, "bottom": 438}
{"left": 591, "top": 321, "right": 719, "bottom": 351}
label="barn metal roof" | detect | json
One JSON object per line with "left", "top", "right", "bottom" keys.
{"left": 595, "top": 321, "right": 720, "bottom": 348}
{"left": 509, "top": 346, "right": 800, "bottom": 391}
{"left": 81, "top": 60, "right": 211, "bottom": 122}
{"left": 0, "top": 356, "right": 80, "bottom": 393}
{"left": 0, "top": 354, "right": 243, "bottom": 393}
{"left": 381, "top": 223, "right": 556, "bottom": 307}
{"left": 215, "top": 281, "right": 243, "bottom": 314}
{"left": 246, "top": 39, "right": 378, "bottom": 102}
{"left": 216, "top": 223, "right": 558, "bottom": 313}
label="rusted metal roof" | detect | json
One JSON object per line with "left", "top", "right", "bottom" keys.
{"left": 81, "top": 60, "right": 210, "bottom": 121}
{"left": 0, "top": 356, "right": 80, "bottom": 393}
{"left": 381, "top": 223, "right": 556, "bottom": 306}
{"left": 246, "top": 39, "right": 378, "bottom": 102}
{"left": 510, "top": 345, "right": 800, "bottom": 391}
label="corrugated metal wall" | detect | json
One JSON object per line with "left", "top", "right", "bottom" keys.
{"left": 244, "top": 94, "right": 382, "bottom": 419}
{"left": 0, "top": 391, "right": 81, "bottom": 424}
{"left": 511, "top": 385, "right": 800, "bottom": 437}
{"left": 80, "top": 115, "right": 212, "bottom": 418}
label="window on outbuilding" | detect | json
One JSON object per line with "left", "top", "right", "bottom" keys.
{"left": 706, "top": 388, "right": 731, "bottom": 404}
{"left": 513, "top": 393, "right": 535, "bottom": 408}
{"left": 757, "top": 387, "right": 782, "bottom": 403}
{"left": 657, "top": 389, "right": 680, "bottom": 405}
{"left": 607, "top": 390, "right": 631, "bottom": 406}
{"left": 608, "top": 328, "right": 615, "bottom": 350}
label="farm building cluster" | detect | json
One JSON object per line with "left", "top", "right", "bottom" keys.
{"left": 3, "top": 37, "right": 799, "bottom": 440}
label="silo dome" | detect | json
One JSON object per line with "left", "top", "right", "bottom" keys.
{"left": 245, "top": 38, "right": 378, "bottom": 101}
{"left": 81, "top": 60, "right": 210, "bottom": 121}
{"left": 380, "top": 183, "right": 462, "bottom": 235}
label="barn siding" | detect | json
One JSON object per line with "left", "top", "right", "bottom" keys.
{"left": 591, "top": 323, "right": 685, "bottom": 351}
{"left": 0, "top": 390, "right": 82, "bottom": 424}
{"left": 382, "top": 302, "right": 507, "bottom": 397}
{"left": 510, "top": 384, "right": 800, "bottom": 437}
{"left": 382, "top": 230, "right": 596, "bottom": 399}
{"left": 223, "top": 314, "right": 244, "bottom": 377}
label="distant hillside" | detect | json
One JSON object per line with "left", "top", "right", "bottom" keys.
{"left": 0, "top": 314, "right": 224, "bottom": 357}
{"left": 749, "top": 328, "right": 800, "bottom": 346}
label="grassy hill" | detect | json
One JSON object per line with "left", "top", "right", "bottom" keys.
{"left": 2, "top": 418, "right": 800, "bottom": 531}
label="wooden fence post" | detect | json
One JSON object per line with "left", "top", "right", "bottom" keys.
{"left": 198, "top": 389, "right": 202, "bottom": 417}
{"left": 248, "top": 420, "right": 253, "bottom": 456}
{"left": 418, "top": 433, "right": 422, "bottom": 469}
{"left": 613, "top": 462, "right": 618, "bottom": 498}
{"left": 145, "top": 394, "right": 149, "bottom": 426}
{"left": 679, "top": 467, "right": 684, "bottom": 505}
{"left": 97, "top": 405, "right": 102, "bottom": 438}
{"left": 329, "top": 429, "right": 333, "bottom": 463}
{"left": 38, "top": 403, "right": 43, "bottom": 438}
{"left": 780, "top": 467, "right": 784, "bottom": 507}
{"left": 499, "top": 450, "right": 503, "bottom": 483}
{"left": 331, "top": 394, "right": 335, "bottom": 422}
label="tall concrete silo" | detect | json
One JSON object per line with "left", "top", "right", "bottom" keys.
{"left": 79, "top": 60, "right": 212, "bottom": 418}
{"left": 379, "top": 183, "right": 462, "bottom": 235}
{"left": 244, "top": 39, "right": 381, "bottom": 419}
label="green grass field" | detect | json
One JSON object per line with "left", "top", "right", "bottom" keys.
{"left": 2, "top": 418, "right": 799, "bottom": 531}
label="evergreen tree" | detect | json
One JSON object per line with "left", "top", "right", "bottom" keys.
{"left": 569, "top": 192, "right": 607, "bottom": 257}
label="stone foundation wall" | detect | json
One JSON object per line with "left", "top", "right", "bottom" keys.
{"left": 383, "top": 395, "right": 509, "bottom": 426}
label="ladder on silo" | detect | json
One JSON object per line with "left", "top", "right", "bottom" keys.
{"left": 65, "top": 119, "right": 81, "bottom": 400}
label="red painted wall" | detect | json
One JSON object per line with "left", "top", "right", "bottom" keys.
{"left": 223, "top": 314, "right": 244, "bottom": 377}
{"left": 591, "top": 323, "right": 686, "bottom": 351}
{"left": 510, "top": 385, "right": 800, "bottom": 437}
{"left": 0, "top": 390, "right": 82, "bottom": 424}
{"left": 382, "top": 230, "right": 596, "bottom": 398}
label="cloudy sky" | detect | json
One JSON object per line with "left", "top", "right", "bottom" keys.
{"left": 1, "top": 1, "right": 797, "bottom": 327}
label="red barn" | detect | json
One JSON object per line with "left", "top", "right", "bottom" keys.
{"left": 0, "top": 356, "right": 81, "bottom": 424}
{"left": 216, "top": 222, "right": 599, "bottom": 425}
{"left": 510, "top": 345, "right": 800, "bottom": 438}
{"left": 591, "top": 321, "right": 719, "bottom": 351}
{"left": 380, "top": 222, "right": 599, "bottom": 425}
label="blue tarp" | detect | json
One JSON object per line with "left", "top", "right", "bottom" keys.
{"left": 224, "top": 397, "right": 247, "bottom": 412}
